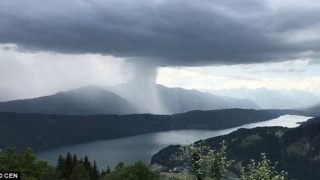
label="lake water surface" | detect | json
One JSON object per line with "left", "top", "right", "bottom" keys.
{"left": 37, "top": 115, "right": 311, "bottom": 169}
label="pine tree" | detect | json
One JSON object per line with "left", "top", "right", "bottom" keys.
{"left": 84, "top": 156, "right": 91, "bottom": 170}
{"left": 92, "top": 161, "right": 99, "bottom": 180}
{"left": 101, "top": 166, "right": 111, "bottom": 177}
{"left": 70, "top": 164, "right": 90, "bottom": 180}
{"left": 65, "top": 152, "right": 74, "bottom": 179}
{"left": 57, "top": 155, "right": 65, "bottom": 178}
{"left": 72, "top": 154, "right": 78, "bottom": 167}
{"left": 83, "top": 156, "right": 93, "bottom": 178}
{"left": 57, "top": 155, "right": 64, "bottom": 169}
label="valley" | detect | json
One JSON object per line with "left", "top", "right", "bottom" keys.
{"left": 36, "top": 114, "right": 310, "bottom": 168}
{"left": 0, "top": 109, "right": 295, "bottom": 152}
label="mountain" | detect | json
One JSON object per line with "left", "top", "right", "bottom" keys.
{"left": 0, "top": 109, "right": 296, "bottom": 152}
{"left": 0, "top": 86, "right": 138, "bottom": 115}
{"left": 305, "top": 102, "right": 320, "bottom": 116}
{"left": 151, "top": 117, "right": 320, "bottom": 180}
{"left": 209, "top": 88, "right": 320, "bottom": 109}
{"left": 0, "top": 84, "right": 259, "bottom": 115}
{"left": 108, "top": 83, "right": 260, "bottom": 114}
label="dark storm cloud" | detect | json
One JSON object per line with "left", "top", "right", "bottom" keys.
{"left": 0, "top": 0, "right": 320, "bottom": 66}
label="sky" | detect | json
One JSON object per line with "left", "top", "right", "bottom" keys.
{"left": 157, "top": 59, "right": 320, "bottom": 95}
{"left": 0, "top": 0, "right": 320, "bottom": 100}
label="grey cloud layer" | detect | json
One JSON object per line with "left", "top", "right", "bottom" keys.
{"left": 0, "top": 0, "right": 320, "bottom": 66}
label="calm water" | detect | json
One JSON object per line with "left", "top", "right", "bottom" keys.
{"left": 37, "top": 115, "right": 311, "bottom": 169}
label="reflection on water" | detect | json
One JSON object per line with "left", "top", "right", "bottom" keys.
{"left": 37, "top": 115, "right": 311, "bottom": 169}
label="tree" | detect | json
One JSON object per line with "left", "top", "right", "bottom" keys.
{"left": 0, "top": 148, "right": 50, "bottom": 180}
{"left": 56, "top": 153, "right": 101, "bottom": 180}
{"left": 240, "top": 153, "right": 287, "bottom": 180}
{"left": 57, "top": 155, "right": 65, "bottom": 178}
{"left": 115, "top": 162, "right": 124, "bottom": 170}
{"left": 43, "top": 166, "right": 60, "bottom": 180}
{"left": 183, "top": 144, "right": 205, "bottom": 180}
{"left": 205, "top": 141, "right": 233, "bottom": 180}
{"left": 63, "top": 152, "right": 74, "bottom": 179}
{"left": 101, "top": 166, "right": 111, "bottom": 177}
{"left": 92, "top": 161, "right": 99, "bottom": 180}
{"left": 70, "top": 164, "right": 91, "bottom": 180}
{"left": 83, "top": 156, "right": 91, "bottom": 170}
{"left": 73, "top": 154, "right": 78, "bottom": 167}
{"left": 106, "top": 166, "right": 111, "bottom": 174}
{"left": 102, "top": 161, "right": 160, "bottom": 180}
{"left": 182, "top": 141, "right": 233, "bottom": 180}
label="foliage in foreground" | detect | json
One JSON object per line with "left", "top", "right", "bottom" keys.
{"left": 181, "top": 141, "right": 287, "bottom": 180}
{"left": 0, "top": 142, "right": 287, "bottom": 180}
{"left": 182, "top": 140, "right": 234, "bottom": 180}
{"left": 57, "top": 153, "right": 99, "bottom": 180}
{"left": 102, "top": 161, "right": 160, "bottom": 180}
{"left": 0, "top": 148, "right": 50, "bottom": 180}
{"left": 240, "top": 153, "right": 287, "bottom": 180}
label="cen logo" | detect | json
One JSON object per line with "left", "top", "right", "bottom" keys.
{"left": 0, "top": 172, "right": 20, "bottom": 179}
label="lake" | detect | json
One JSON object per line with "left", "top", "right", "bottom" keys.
{"left": 37, "top": 115, "right": 311, "bottom": 169}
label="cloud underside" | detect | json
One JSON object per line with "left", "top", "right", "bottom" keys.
{"left": 0, "top": 0, "right": 320, "bottom": 66}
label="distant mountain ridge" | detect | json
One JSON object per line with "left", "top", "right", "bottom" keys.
{"left": 0, "top": 86, "right": 138, "bottom": 115}
{"left": 209, "top": 88, "right": 320, "bottom": 109}
{"left": 305, "top": 102, "right": 320, "bottom": 116}
{"left": 108, "top": 83, "right": 260, "bottom": 114}
{"left": 0, "top": 84, "right": 260, "bottom": 115}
